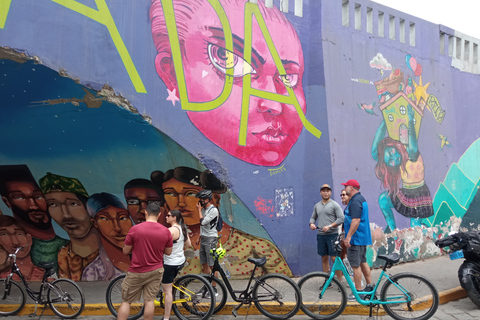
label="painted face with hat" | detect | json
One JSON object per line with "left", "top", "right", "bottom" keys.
{"left": 40, "top": 173, "right": 92, "bottom": 240}
{"left": 341, "top": 179, "right": 360, "bottom": 197}
{"left": 320, "top": 183, "right": 332, "bottom": 202}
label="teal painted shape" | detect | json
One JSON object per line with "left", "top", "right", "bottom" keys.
{"left": 457, "top": 139, "right": 480, "bottom": 183}
{"left": 443, "top": 163, "right": 475, "bottom": 207}
{"left": 431, "top": 138, "right": 480, "bottom": 228}
{"left": 429, "top": 183, "right": 466, "bottom": 227}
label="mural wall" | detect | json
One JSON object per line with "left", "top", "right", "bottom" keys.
{"left": 0, "top": 0, "right": 479, "bottom": 280}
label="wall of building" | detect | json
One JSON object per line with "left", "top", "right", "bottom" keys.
{"left": 0, "top": 0, "right": 478, "bottom": 281}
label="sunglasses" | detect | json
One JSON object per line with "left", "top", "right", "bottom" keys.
{"left": 340, "top": 194, "right": 346, "bottom": 197}
{"left": 166, "top": 214, "right": 172, "bottom": 217}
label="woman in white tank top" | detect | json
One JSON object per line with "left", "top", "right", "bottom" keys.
{"left": 162, "top": 209, "right": 191, "bottom": 320}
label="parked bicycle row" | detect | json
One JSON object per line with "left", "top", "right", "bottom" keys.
{"left": 1, "top": 185, "right": 443, "bottom": 320}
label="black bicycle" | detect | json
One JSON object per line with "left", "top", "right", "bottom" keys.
{"left": 204, "top": 243, "right": 301, "bottom": 320}
{"left": 0, "top": 246, "right": 85, "bottom": 318}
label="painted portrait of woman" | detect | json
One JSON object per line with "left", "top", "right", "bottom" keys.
{"left": 87, "top": 193, "right": 133, "bottom": 272}
{"left": 149, "top": 0, "right": 311, "bottom": 166}
{"left": 151, "top": 167, "right": 293, "bottom": 277}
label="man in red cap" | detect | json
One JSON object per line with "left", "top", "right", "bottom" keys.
{"left": 341, "top": 179, "right": 374, "bottom": 301}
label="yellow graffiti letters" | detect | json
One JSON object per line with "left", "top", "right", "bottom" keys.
{"left": 426, "top": 95, "right": 445, "bottom": 124}
{"left": 0, "top": 0, "right": 13, "bottom": 29}
{"left": 268, "top": 165, "right": 286, "bottom": 176}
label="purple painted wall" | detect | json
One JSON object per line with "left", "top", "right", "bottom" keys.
{"left": 0, "top": 0, "right": 479, "bottom": 280}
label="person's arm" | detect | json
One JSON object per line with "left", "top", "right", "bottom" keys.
{"left": 344, "top": 218, "right": 360, "bottom": 247}
{"left": 184, "top": 233, "right": 192, "bottom": 249}
{"left": 406, "top": 104, "right": 420, "bottom": 161}
{"left": 164, "top": 246, "right": 173, "bottom": 256}
{"left": 201, "top": 206, "right": 217, "bottom": 226}
{"left": 196, "top": 201, "right": 204, "bottom": 223}
{"left": 372, "top": 120, "right": 387, "bottom": 161}
{"left": 123, "top": 244, "right": 133, "bottom": 255}
{"left": 333, "top": 203, "right": 345, "bottom": 226}
{"left": 309, "top": 205, "right": 318, "bottom": 230}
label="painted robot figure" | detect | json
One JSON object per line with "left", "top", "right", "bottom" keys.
{"left": 372, "top": 104, "right": 433, "bottom": 232}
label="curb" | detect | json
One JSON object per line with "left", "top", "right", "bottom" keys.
{"left": 11, "top": 286, "right": 468, "bottom": 316}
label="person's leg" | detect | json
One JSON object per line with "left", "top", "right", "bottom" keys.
{"left": 347, "top": 245, "right": 363, "bottom": 290}
{"left": 352, "top": 266, "right": 363, "bottom": 290}
{"left": 162, "top": 283, "right": 173, "bottom": 319}
{"left": 360, "top": 246, "right": 373, "bottom": 285}
{"left": 321, "top": 255, "right": 330, "bottom": 273}
{"left": 143, "top": 300, "right": 155, "bottom": 320}
{"left": 117, "top": 302, "right": 130, "bottom": 320}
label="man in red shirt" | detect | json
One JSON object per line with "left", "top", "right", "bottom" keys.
{"left": 117, "top": 202, "right": 173, "bottom": 320}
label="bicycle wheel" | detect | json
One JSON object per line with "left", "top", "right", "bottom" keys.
{"left": 206, "top": 275, "right": 227, "bottom": 314}
{"left": 47, "top": 279, "right": 85, "bottom": 319}
{"left": 252, "top": 273, "right": 301, "bottom": 320}
{"left": 105, "top": 274, "right": 144, "bottom": 320}
{"left": 172, "top": 274, "right": 215, "bottom": 320}
{"left": 298, "top": 272, "right": 347, "bottom": 320}
{"left": 0, "top": 279, "right": 26, "bottom": 316}
{"left": 380, "top": 273, "right": 439, "bottom": 320}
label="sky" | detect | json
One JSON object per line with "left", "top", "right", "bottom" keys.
{"left": 373, "top": 0, "right": 480, "bottom": 40}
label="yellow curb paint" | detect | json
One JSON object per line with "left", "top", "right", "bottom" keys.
{"left": 12, "top": 287, "right": 468, "bottom": 316}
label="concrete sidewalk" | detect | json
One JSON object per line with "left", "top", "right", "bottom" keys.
{"left": 13, "top": 255, "right": 467, "bottom": 316}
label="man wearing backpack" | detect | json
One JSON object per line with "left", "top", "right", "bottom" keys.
{"left": 195, "top": 189, "right": 219, "bottom": 296}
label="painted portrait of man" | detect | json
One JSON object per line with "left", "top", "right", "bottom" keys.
{"left": 0, "top": 165, "right": 69, "bottom": 273}
{"left": 124, "top": 178, "right": 165, "bottom": 225}
{"left": 150, "top": 0, "right": 312, "bottom": 166}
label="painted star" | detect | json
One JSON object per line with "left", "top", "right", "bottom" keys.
{"left": 413, "top": 76, "right": 431, "bottom": 110}
{"left": 166, "top": 88, "right": 180, "bottom": 106}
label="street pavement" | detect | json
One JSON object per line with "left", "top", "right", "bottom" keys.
{"left": 2, "top": 297, "right": 480, "bottom": 319}
{"left": 2, "top": 254, "right": 475, "bottom": 319}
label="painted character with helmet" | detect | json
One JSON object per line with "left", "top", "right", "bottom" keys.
{"left": 195, "top": 190, "right": 219, "bottom": 278}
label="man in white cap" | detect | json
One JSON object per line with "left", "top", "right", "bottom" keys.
{"left": 309, "top": 184, "right": 344, "bottom": 279}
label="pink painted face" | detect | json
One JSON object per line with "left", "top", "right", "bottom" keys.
{"left": 154, "top": 1, "right": 306, "bottom": 166}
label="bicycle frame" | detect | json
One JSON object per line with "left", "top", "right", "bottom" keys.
{"left": 209, "top": 255, "right": 274, "bottom": 303}
{"left": 321, "top": 257, "right": 413, "bottom": 306}
{"left": 153, "top": 283, "right": 193, "bottom": 306}
{"left": 3, "top": 254, "right": 52, "bottom": 305}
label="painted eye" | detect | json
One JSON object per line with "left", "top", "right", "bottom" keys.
{"left": 279, "top": 74, "right": 299, "bottom": 88}
{"left": 207, "top": 44, "right": 256, "bottom": 77}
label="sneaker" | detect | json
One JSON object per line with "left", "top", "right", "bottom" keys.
{"left": 204, "top": 286, "right": 218, "bottom": 299}
{"left": 196, "top": 285, "right": 208, "bottom": 297}
{"left": 319, "top": 283, "right": 333, "bottom": 291}
{"left": 347, "top": 293, "right": 356, "bottom": 301}
{"left": 362, "top": 284, "right": 375, "bottom": 292}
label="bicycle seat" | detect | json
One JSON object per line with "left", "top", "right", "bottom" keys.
{"left": 247, "top": 257, "right": 267, "bottom": 267}
{"left": 377, "top": 253, "right": 400, "bottom": 264}
{"left": 38, "top": 262, "right": 56, "bottom": 278}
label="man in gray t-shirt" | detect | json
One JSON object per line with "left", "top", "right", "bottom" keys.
{"left": 309, "top": 184, "right": 344, "bottom": 275}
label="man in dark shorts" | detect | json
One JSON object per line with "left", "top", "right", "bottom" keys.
{"left": 341, "top": 179, "right": 374, "bottom": 301}
{"left": 117, "top": 203, "right": 173, "bottom": 320}
{"left": 309, "top": 184, "right": 344, "bottom": 277}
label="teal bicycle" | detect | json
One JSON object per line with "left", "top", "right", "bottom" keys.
{"left": 298, "top": 234, "right": 439, "bottom": 320}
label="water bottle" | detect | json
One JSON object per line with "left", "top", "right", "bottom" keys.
{"left": 343, "top": 258, "right": 354, "bottom": 276}
{"left": 221, "top": 262, "right": 231, "bottom": 278}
